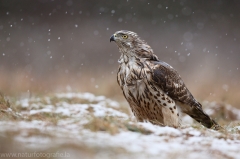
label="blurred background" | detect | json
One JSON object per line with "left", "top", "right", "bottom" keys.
{"left": 0, "top": 0, "right": 240, "bottom": 106}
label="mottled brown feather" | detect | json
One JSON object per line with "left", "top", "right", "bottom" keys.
{"left": 111, "top": 30, "right": 220, "bottom": 129}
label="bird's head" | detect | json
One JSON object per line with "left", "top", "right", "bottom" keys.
{"left": 110, "top": 30, "right": 154, "bottom": 58}
{"left": 110, "top": 30, "right": 138, "bottom": 48}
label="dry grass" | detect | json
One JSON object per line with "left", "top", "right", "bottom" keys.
{"left": 0, "top": 92, "right": 239, "bottom": 159}
{"left": 0, "top": 92, "right": 23, "bottom": 121}
{"left": 1, "top": 69, "right": 240, "bottom": 108}
{"left": 83, "top": 116, "right": 153, "bottom": 135}
{"left": 0, "top": 92, "right": 11, "bottom": 110}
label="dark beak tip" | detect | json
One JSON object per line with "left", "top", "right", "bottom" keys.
{"left": 110, "top": 35, "right": 115, "bottom": 42}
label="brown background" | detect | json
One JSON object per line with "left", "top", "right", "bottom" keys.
{"left": 0, "top": 0, "right": 240, "bottom": 106}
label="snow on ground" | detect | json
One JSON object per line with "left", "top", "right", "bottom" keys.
{"left": 0, "top": 92, "right": 240, "bottom": 159}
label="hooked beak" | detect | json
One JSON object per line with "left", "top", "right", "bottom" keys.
{"left": 110, "top": 34, "right": 115, "bottom": 42}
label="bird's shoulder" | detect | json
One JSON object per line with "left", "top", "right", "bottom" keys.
{"left": 147, "top": 59, "right": 198, "bottom": 106}
{"left": 150, "top": 59, "right": 182, "bottom": 85}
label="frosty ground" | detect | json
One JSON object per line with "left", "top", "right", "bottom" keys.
{"left": 0, "top": 93, "right": 240, "bottom": 159}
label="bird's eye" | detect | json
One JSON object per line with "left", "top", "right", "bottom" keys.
{"left": 122, "top": 35, "right": 128, "bottom": 39}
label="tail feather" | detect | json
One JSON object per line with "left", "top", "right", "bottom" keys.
{"left": 189, "top": 106, "right": 221, "bottom": 130}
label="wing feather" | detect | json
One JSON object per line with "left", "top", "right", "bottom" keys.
{"left": 150, "top": 60, "right": 201, "bottom": 108}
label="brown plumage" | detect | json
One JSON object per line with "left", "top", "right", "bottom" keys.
{"left": 110, "top": 30, "right": 220, "bottom": 129}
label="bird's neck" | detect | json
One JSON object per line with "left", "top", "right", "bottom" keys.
{"left": 117, "top": 40, "right": 159, "bottom": 63}
{"left": 118, "top": 50, "right": 158, "bottom": 65}
{"left": 118, "top": 53, "right": 136, "bottom": 64}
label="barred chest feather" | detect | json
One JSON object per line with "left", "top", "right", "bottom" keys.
{"left": 117, "top": 55, "right": 147, "bottom": 98}
{"left": 117, "top": 54, "right": 180, "bottom": 127}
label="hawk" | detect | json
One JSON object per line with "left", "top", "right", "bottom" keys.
{"left": 110, "top": 30, "right": 220, "bottom": 129}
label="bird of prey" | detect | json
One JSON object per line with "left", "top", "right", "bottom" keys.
{"left": 110, "top": 30, "right": 220, "bottom": 129}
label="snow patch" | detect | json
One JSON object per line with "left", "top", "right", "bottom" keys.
{"left": 1, "top": 93, "right": 240, "bottom": 159}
